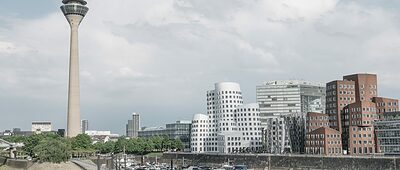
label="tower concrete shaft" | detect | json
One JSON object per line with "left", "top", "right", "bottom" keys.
{"left": 61, "top": 0, "right": 88, "bottom": 138}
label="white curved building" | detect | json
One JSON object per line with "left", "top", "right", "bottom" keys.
{"left": 234, "top": 103, "right": 262, "bottom": 152}
{"left": 191, "top": 82, "right": 262, "bottom": 153}
{"left": 191, "top": 114, "right": 210, "bottom": 153}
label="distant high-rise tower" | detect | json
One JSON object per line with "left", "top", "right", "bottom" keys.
{"left": 81, "top": 119, "right": 89, "bottom": 134}
{"left": 126, "top": 113, "right": 140, "bottom": 137}
{"left": 60, "top": 0, "right": 89, "bottom": 137}
{"left": 132, "top": 113, "right": 140, "bottom": 137}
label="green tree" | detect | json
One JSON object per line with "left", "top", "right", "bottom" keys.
{"left": 1, "top": 135, "right": 27, "bottom": 143}
{"left": 94, "top": 141, "right": 115, "bottom": 154}
{"left": 71, "top": 134, "right": 92, "bottom": 150}
{"left": 161, "top": 136, "right": 172, "bottom": 151}
{"left": 33, "top": 138, "right": 71, "bottom": 163}
{"left": 126, "top": 138, "right": 139, "bottom": 154}
{"left": 136, "top": 138, "right": 154, "bottom": 155}
{"left": 24, "top": 134, "right": 46, "bottom": 156}
{"left": 113, "top": 137, "right": 129, "bottom": 153}
{"left": 24, "top": 133, "right": 64, "bottom": 156}
{"left": 144, "top": 138, "right": 155, "bottom": 153}
{"left": 151, "top": 136, "right": 163, "bottom": 151}
{"left": 172, "top": 138, "right": 184, "bottom": 151}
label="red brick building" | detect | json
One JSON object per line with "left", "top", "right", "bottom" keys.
{"left": 305, "top": 127, "right": 342, "bottom": 155}
{"left": 326, "top": 80, "right": 355, "bottom": 132}
{"left": 306, "top": 112, "right": 329, "bottom": 133}
{"left": 373, "top": 97, "right": 399, "bottom": 119}
{"left": 326, "top": 73, "right": 399, "bottom": 155}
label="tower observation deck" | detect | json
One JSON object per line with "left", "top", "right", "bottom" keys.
{"left": 61, "top": 0, "right": 88, "bottom": 17}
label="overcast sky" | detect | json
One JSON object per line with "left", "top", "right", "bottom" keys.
{"left": 0, "top": 0, "right": 399, "bottom": 134}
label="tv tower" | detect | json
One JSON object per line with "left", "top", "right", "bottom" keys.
{"left": 60, "top": 0, "right": 89, "bottom": 137}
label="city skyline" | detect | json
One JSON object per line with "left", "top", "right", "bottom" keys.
{"left": 1, "top": 0, "right": 400, "bottom": 134}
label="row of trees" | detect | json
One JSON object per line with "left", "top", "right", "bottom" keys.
{"left": 2, "top": 133, "right": 93, "bottom": 163}
{"left": 1, "top": 134, "right": 183, "bottom": 163}
{"left": 93, "top": 136, "right": 184, "bottom": 155}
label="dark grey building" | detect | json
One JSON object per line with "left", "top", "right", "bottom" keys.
{"left": 139, "top": 120, "right": 191, "bottom": 151}
{"left": 375, "top": 112, "right": 400, "bottom": 154}
{"left": 261, "top": 113, "right": 305, "bottom": 154}
{"left": 81, "top": 119, "right": 89, "bottom": 134}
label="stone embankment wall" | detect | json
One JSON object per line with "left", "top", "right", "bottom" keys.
{"left": 0, "top": 157, "right": 33, "bottom": 169}
{"left": 162, "top": 153, "right": 400, "bottom": 170}
{"left": 0, "top": 156, "right": 6, "bottom": 165}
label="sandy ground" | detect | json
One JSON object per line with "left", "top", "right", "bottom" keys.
{"left": 0, "top": 160, "right": 98, "bottom": 170}
{"left": 0, "top": 165, "right": 21, "bottom": 170}
{"left": 28, "top": 162, "right": 83, "bottom": 170}
{"left": 0, "top": 162, "right": 83, "bottom": 170}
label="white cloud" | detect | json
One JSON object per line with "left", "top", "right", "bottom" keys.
{"left": 0, "top": 41, "right": 15, "bottom": 54}
{"left": 0, "top": 0, "right": 399, "bottom": 133}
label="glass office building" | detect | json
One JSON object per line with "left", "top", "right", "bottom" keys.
{"left": 139, "top": 120, "right": 191, "bottom": 151}
{"left": 375, "top": 112, "right": 400, "bottom": 154}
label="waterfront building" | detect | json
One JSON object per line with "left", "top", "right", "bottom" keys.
{"left": 31, "top": 121, "right": 52, "bottom": 134}
{"left": 256, "top": 80, "right": 326, "bottom": 119}
{"left": 305, "top": 127, "right": 342, "bottom": 155}
{"left": 191, "top": 82, "right": 262, "bottom": 153}
{"left": 81, "top": 119, "right": 89, "bottom": 134}
{"left": 326, "top": 80, "right": 356, "bottom": 132}
{"left": 61, "top": 0, "right": 89, "bottom": 137}
{"left": 126, "top": 113, "right": 140, "bottom": 138}
{"left": 191, "top": 114, "right": 209, "bottom": 153}
{"left": 306, "top": 112, "right": 329, "bottom": 133}
{"left": 375, "top": 112, "right": 400, "bottom": 154}
{"left": 257, "top": 80, "right": 326, "bottom": 154}
{"left": 138, "top": 120, "right": 191, "bottom": 151}
{"left": 326, "top": 73, "right": 399, "bottom": 155}
{"left": 260, "top": 112, "right": 307, "bottom": 154}
{"left": 261, "top": 116, "right": 291, "bottom": 153}
{"left": 373, "top": 97, "right": 399, "bottom": 118}
{"left": 287, "top": 113, "right": 307, "bottom": 153}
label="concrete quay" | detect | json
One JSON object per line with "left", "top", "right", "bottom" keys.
{"left": 162, "top": 152, "right": 400, "bottom": 170}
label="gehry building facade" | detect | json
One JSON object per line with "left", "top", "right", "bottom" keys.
{"left": 257, "top": 80, "right": 326, "bottom": 153}
{"left": 191, "top": 82, "right": 262, "bottom": 153}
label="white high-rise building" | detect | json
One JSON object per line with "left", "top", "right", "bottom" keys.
{"left": 126, "top": 113, "right": 140, "bottom": 138}
{"left": 191, "top": 82, "right": 262, "bottom": 153}
{"left": 257, "top": 80, "right": 326, "bottom": 120}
